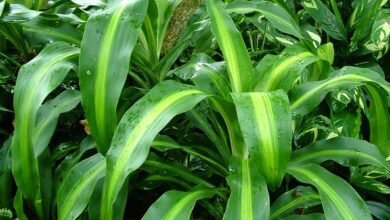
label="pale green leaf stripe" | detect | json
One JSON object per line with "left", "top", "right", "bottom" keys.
{"left": 288, "top": 166, "right": 354, "bottom": 219}
{"left": 253, "top": 93, "right": 279, "bottom": 183}
{"left": 233, "top": 91, "right": 292, "bottom": 188}
{"left": 142, "top": 189, "right": 217, "bottom": 220}
{"left": 57, "top": 155, "right": 106, "bottom": 220}
{"left": 101, "top": 81, "right": 207, "bottom": 219}
{"left": 260, "top": 52, "right": 315, "bottom": 91}
{"left": 241, "top": 159, "right": 253, "bottom": 220}
{"left": 206, "top": 0, "right": 254, "bottom": 92}
{"left": 224, "top": 157, "right": 270, "bottom": 220}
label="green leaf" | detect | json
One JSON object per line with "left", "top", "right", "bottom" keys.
{"left": 101, "top": 81, "right": 208, "bottom": 219}
{"left": 270, "top": 186, "right": 321, "bottom": 219}
{"left": 290, "top": 66, "right": 390, "bottom": 116}
{"left": 254, "top": 44, "right": 318, "bottom": 92}
{"left": 232, "top": 90, "right": 292, "bottom": 188}
{"left": 34, "top": 90, "right": 80, "bottom": 156}
{"left": 57, "top": 154, "right": 106, "bottom": 220}
{"left": 224, "top": 157, "right": 270, "bottom": 220}
{"left": 172, "top": 54, "right": 231, "bottom": 99}
{"left": 287, "top": 164, "right": 372, "bottom": 220}
{"left": 364, "top": 9, "right": 390, "bottom": 59}
{"left": 349, "top": 0, "right": 383, "bottom": 48}
{"left": 366, "top": 201, "right": 390, "bottom": 220}
{"left": 79, "top": 0, "right": 148, "bottom": 154}
{"left": 12, "top": 42, "right": 78, "bottom": 205}
{"left": 365, "top": 85, "right": 390, "bottom": 158}
{"left": 13, "top": 190, "right": 27, "bottom": 220}
{"left": 302, "top": 0, "right": 347, "bottom": 41}
{"left": 22, "top": 15, "right": 83, "bottom": 46}
{"left": 142, "top": 188, "right": 217, "bottom": 220}
{"left": 142, "top": 153, "right": 214, "bottom": 188}
{"left": 152, "top": 135, "right": 229, "bottom": 177}
{"left": 206, "top": 0, "right": 254, "bottom": 92}
{"left": 226, "top": 1, "right": 302, "bottom": 38}
{"left": 290, "top": 137, "right": 390, "bottom": 172}
{"left": 0, "top": 136, "right": 13, "bottom": 209}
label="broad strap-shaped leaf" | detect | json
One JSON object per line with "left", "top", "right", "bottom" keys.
{"left": 12, "top": 42, "right": 78, "bottom": 202}
{"left": 34, "top": 90, "right": 80, "bottom": 156}
{"left": 206, "top": 0, "right": 254, "bottom": 92}
{"left": 287, "top": 164, "right": 372, "bottom": 220}
{"left": 365, "top": 85, "right": 390, "bottom": 158}
{"left": 101, "top": 81, "right": 208, "bottom": 219}
{"left": 226, "top": 1, "right": 302, "bottom": 38}
{"left": 270, "top": 186, "right": 321, "bottom": 220}
{"left": 290, "top": 66, "right": 390, "bottom": 116}
{"left": 79, "top": 0, "right": 148, "bottom": 154}
{"left": 302, "top": 0, "right": 347, "bottom": 41}
{"left": 232, "top": 90, "right": 292, "bottom": 188}
{"left": 254, "top": 44, "right": 318, "bottom": 92}
{"left": 57, "top": 154, "right": 106, "bottom": 220}
{"left": 224, "top": 157, "right": 270, "bottom": 220}
{"left": 290, "top": 137, "right": 390, "bottom": 172}
{"left": 142, "top": 188, "right": 217, "bottom": 220}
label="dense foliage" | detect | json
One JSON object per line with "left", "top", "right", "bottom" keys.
{"left": 0, "top": 0, "right": 390, "bottom": 219}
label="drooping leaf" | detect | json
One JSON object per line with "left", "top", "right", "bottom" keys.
{"left": 254, "top": 44, "right": 318, "bottom": 92}
{"left": 270, "top": 186, "right": 321, "bottom": 219}
{"left": 11, "top": 42, "right": 78, "bottom": 209}
{"left": 290, "top": 66, "right": 390, "bottom": 116}
{"left": 101, "top": 81, "right": 207, "bottom": 219}
{"left": 224, "top": 157, "right": 270, "bottom": 220}
{"left": 206, "top": 0, "right": 254, "bottom": 92}
{"left": 142, "top": 188, "right": 217, "bottom": 220}
{"left": 57, "top": 154, "right": 106, "bottom": 220}
{"left": 79, "top": 0, "right": 148, "bottom": 154}
{"left": 34, "top": 90, "right": 80, "bottom": 156}
{"left": 290, "top": 137, "right": 390, "bottom": 172}
{"left": 226, "top": 0, "right": 302, "bottom": 38}
{"left": 287, "top": 164, "right": 372, "bottom": 220}
{"left": 232, "top": 90, "right": 292, "bottom": 188}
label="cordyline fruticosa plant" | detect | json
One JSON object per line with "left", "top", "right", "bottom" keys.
{"left": 0, "top": 0, "right": 389, "bottom": 219}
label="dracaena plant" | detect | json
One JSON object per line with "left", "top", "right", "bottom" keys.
{"left": 0, "top": 0, "right": 389, "bottom": 220}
